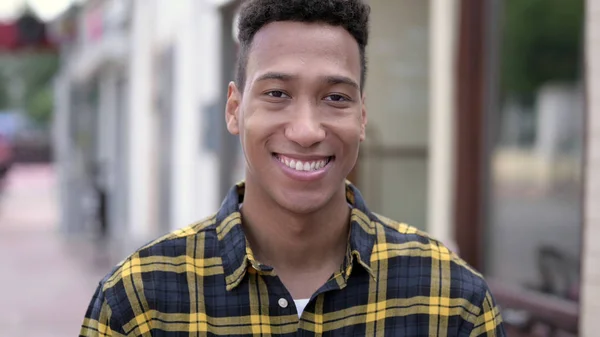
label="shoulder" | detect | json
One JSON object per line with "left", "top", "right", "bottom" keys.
{"left": 82, "top": 215, "right": 221, "bottom": 331}
{"left": 370, "top": 212, "right": 490, "bottom": 297}
{"left": 370, "top": 213, "right": 504, "bottom": 330}
{"left": 98, "top": 214, "right": 220, "bottom": 294}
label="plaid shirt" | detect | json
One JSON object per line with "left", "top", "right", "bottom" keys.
{"left": 80, "top": 181, "right": 505, "bottom": 336}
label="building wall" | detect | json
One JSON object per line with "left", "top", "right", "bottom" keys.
{"left": 52, "top": 0, "right": 131, "bottom": 240}
{"left": 581, "top": 0, "right": 600, "bottom": 335}
{"left": 156, "top": 0, "right": 223, "bottom": 231}
{"left": 51, "top": 0, "right": 226, "bottom": 259}
{"left": 359, "top": 0, "right": 430, "bottom": 230}
{"left": 124, "top": 0, "right": 224, "bottom": 241}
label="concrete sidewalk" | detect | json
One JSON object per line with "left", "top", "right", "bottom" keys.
{"left": 0, "top": 164, "right": 110, "bottom": 337}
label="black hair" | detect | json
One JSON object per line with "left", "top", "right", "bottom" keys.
{"left": 235, "top": 0, "right": 370, "bottom": 92}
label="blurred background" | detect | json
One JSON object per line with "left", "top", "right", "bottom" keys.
{"left": 0, "top": 0, "right": 597, "bottom": 336}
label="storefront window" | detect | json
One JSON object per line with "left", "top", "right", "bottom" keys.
{"left": 485, "top": 0, "right": 584, "bottom": 302}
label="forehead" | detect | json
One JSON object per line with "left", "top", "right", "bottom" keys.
{"left": 245, "top": 21, "right": 361, "bottom": 85}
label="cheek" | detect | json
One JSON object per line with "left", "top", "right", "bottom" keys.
{"left": 326, "top": 118, "right": 364, "bottom": 145}
{"left": 242, "top": 116, "right": 263, "bottom": 144}
{"left": 241, "top": 113, "right": 280, "bottom": 154}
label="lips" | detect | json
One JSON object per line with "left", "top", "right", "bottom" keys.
{"left": 273, "top": 153, "right": 333, "bottom": 172}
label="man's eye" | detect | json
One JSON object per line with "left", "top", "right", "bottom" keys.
{"left": 325, "top": 94, "right": 349, "bottom": 102}
{"left": 266, "top": 91, "right": 290, "bottom": 98}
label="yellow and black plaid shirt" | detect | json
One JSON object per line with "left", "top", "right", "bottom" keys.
{"left": 81, "top": 181, "right": 505, "bottom": 336}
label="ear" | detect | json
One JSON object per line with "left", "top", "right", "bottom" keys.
{"left": 359, "top": 94, "right": 368, "bottom": 142}
{"left": 226, "top": 81, "right": 241, "bottom": 135}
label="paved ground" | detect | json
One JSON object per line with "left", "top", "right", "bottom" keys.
{"left": 0, "top": 164, "right": 110, "bottom": 337}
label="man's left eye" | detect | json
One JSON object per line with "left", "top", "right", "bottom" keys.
{"left": 324, "top": 94, "right": 349, "bottom": 102}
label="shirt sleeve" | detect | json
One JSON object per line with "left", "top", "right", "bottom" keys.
{"left": 469, "top": 290, "right": 506, "bottom": 337}
{"left": 79, "top": 282, "right": 127, "bottom": 337}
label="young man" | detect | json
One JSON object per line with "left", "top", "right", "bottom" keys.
{"left": 80, "top": 0, "right": 505, "bottom": 335}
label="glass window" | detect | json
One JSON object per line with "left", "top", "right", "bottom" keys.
{"left": 485, "top": 0, "right": 584, "bottom": 302}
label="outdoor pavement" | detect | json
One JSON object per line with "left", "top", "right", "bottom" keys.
{"left": 0, "top": 164, "right": 111, "bottom": 337}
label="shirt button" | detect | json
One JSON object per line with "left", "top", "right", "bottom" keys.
{"left": 278, "top": 298, "right": 288, "bottom": 308}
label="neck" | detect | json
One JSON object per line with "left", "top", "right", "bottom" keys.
{"left": 240, "top": 181, "right": 350, "bottom": 272}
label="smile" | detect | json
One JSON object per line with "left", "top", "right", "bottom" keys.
{"left": 273, "top": 154, "right": 333, "bottom": 172}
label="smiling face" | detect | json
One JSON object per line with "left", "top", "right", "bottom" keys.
{"left": 226, "top": 21, "right": 367, "bottom": 214}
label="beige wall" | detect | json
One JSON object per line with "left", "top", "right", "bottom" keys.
{"left": 581, "top": 1, "right": 600, "bottom": 335}
{"left": 359, "top": 0, "right": 429, "bottom": 229}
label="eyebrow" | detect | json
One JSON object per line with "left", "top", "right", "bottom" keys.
{"left": 254, "top": 72, "right": 359, "bottom": 89}
{"left": 324, "top": 75, "right": 359, "bottom": 90}
{"left": 255, "top": 72, "right": 297, "bottom": 83}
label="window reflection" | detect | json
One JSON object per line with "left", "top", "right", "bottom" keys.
{"left": 485, "top": 0, "right": 584, "bottom": 303}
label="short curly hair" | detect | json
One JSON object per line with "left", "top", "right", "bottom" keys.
{"left": 235, "top": 0, "right": 371, "bottom": 93}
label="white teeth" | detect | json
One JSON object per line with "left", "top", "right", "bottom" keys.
{"left": 276, "top": 155, "right": 330, "bottom": 171}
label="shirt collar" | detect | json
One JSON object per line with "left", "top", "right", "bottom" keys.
{"left": 216, "top": 180, "right": 377, "bottom": 291}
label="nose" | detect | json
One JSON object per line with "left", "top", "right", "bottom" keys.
{"left": 284, "top": 101, "right": 326, "bottom": 148}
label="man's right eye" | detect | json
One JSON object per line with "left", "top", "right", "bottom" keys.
{"left": 266, "top": 91, "right": 290, "bottom": 98}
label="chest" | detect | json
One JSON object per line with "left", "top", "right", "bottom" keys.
{"left": 142, "top": 270, "right": 467, "bottom": 336}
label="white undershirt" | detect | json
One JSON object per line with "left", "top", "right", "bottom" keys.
{"left": 294, "top": 299, "right": 310, "bottom": 318}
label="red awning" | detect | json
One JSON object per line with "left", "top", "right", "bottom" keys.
{"left": 0, "top": 23, "right": 18, "bottom": 50}
{"left": 0, "top": 14, "right": 55, "bottom": 52}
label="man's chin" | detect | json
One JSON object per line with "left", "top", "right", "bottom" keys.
{"left": 280, "top": 203, "right": 324, "bottom": 215}
{"left": 274, "top": 189, "right": 334, "bottom": 215}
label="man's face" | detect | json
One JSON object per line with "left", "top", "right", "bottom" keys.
{"left": 226, "top": 21, "right": 367, "bottom": 214}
